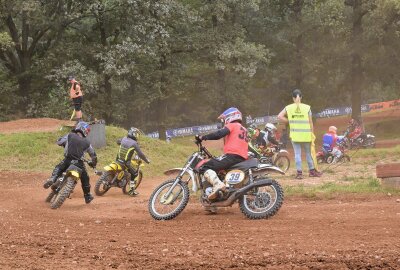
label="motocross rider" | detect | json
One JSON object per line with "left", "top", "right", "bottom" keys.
{"left": 322, "top": 126, "right": 344, "bottom": 163}
{"left": 116, "top": 127, "right": 150, "bottom": 196}
{"left": 43, "top": 121, "right": 97, "bottom": 204}
{"left": 346, "top": 118, "right": 363, "bottom": 141}
{"left": 196, "top": 107, "right": 248, "bottom": 200}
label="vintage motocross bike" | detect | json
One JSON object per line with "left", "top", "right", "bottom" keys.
{"left": 94, "top": 158, "right": 144, "bottom": 196}
{"left": 45, "top": 159, "right": 97, "bottom": 209}
{"left": 317, "top": 141, "right": 350, "bottom": 164}
{"left": 248, "top": 142, "right": 290, "bottom": 173}
{"left": 148, "top": 139, "right": 285, "bottom": 220}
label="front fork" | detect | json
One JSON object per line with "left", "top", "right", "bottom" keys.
{"left": 161, "top": 155, "right": 198, "bottom": 203}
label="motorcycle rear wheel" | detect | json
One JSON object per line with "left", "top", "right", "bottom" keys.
{"left": 122, "top": 170, "right": 143, "bottom": 194}
{"left": 50, "top": 177, "right": 76, "bottom": 209}
{"left": 239, "top": 179, "right": 284, "bottom": 219}
{"left": 148, "top": 179, "right": 190, "bottom": 220}
{"left": 95, "top": 171, "right": 113, "bottom": 196}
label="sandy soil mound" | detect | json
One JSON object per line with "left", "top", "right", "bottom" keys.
{"left": 0, "top": 118, "right": 74, "bottom": 134}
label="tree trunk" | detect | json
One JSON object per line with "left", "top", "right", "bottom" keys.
{"left": 293, "top": 0, "right": 304, "bottom": 89}
{"left": 156, "top": 54, "right": 168, "bottom": 140}
{"left": 350, "top": 0, "right": 364, "bottom": 120}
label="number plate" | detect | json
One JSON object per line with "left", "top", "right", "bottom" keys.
{"left": 225, "top": 170, "right": 245, "bottom": 185}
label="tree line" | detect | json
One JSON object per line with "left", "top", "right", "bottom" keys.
{"left": 1, "top": 0, "right": 399, "bottom": 138}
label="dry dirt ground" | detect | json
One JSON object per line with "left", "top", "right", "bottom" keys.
{"left": 1, "top": 111, "right": 400, "bottom": 269}
{"left": 0, "top": 171, "right": 400, "bottom": 270}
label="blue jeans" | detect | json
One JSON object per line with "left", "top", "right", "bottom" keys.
{"left": 291, "top": 142, "right": 315, "bottom": 172}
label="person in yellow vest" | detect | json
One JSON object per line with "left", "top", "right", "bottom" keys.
{"left": 278, "top": 89, "right": 322, "bottom": 179}
{"left": 68, "top": 75, "right": 83, "bottom": 121}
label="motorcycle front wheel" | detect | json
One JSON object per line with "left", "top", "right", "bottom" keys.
{"left": 95, "top": 171, "right": 113, "bottom": 196}
{"left": 274, "top": 155, "right": 290, "bottom": 172}
{"left": 148, "top": 179, "right": 190, "bottom": 220}
{"left": 239, "top": 179, "right": 284, "bottom": 219}
{"left": 50, "top": 177, "right": 77, "bottom": 209}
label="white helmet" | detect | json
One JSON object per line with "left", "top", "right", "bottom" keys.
{"left": 265, "top": 123, "right": 277, "bottom": 132}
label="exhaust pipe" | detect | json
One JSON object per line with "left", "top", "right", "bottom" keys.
{"left": 206, "top": 179, "right": 274, "bottom": 208}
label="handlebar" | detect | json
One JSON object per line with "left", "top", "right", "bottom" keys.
{"left": 194, "top": 140, "right": 214, "bottom": 158}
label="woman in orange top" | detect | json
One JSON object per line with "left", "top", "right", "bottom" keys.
{"left": 68, "top": 75, "right": 83, "bottom": 121}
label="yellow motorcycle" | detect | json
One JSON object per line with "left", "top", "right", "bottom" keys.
{"left": 45, "top": 159, "right": 97, "bottom": 209}
{"left": 94, "top": 159, "right": 144, "bottom": 196}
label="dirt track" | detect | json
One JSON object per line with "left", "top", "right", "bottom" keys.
{"left": 1, "top": 171, "right": 400, "bottom": 269}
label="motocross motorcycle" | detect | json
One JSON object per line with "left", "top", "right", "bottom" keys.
{"left": 94, "top": 159, "right": 144, "bottom": 196}
{"left": 317, "top": 141, "right": 350, "bottom": 164}
{"left": 148, "top": 140, "right": 285, "bottom": 221}
{"left": 248, "top": 143, "right": 290, "bottom": 173}
{"left": 343, "top": 129, "right": 376, "bottom": 149}
{"left": 45, "top": 159, "right": 97, "bottom": 209}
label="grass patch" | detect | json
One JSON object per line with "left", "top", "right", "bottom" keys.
{"left": 0, "top": 126, "right": 197, "bottom": 177}
{"left": 284, "top": 177, "right": 400, "bottom": 198}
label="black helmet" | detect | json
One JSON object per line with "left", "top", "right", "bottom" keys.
{"left": 127, "top": 127, "right": 140, "bottom": 140}
{"left": 292, "top": 89, "right": 302, "bottom": 98}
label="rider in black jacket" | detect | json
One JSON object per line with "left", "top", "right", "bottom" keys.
{"left": 43, "top": 121, "right": 97, "bottom": 204}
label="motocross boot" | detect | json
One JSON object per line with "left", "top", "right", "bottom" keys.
{"left": 43, "top": 177, "right": 56, "bottom": 189}
{"left": 204, "top": 169, "right": 226, "bottom": 200}
{"left": 128, "top": 188, "right": 139, "bottom": 196}
{"left": 84, "top": 193, "right": 94, "bottom": 204}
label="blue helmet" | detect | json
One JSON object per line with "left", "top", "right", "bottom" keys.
{"left": 74, "top": 121, "right": 91, "bottom": 137}
{"left": 218, "top": 107, "right": 242, "bottom": 125}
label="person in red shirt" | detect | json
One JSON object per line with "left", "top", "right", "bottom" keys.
{"left": 196, "top": 107, "right": 248, "bottom": 200}
{"left": 68, "top": 75, "right": 83, "bottom": 121}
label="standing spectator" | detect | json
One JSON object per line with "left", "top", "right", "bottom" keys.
{"left": 68, "top": 75, "right": 83, "bottom": 122}
{"left": 278, "top": 89, "right": 322, "bottom": 179}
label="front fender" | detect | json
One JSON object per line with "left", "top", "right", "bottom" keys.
{"left": 164, "top": 168, "right": 198, "bottom": 192}
{"left": 254, "top": 163, "right": 285, "bottom": 175}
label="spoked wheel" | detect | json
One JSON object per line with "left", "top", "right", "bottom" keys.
{"left": 364, "top": 138, "right": 376, "bottom": 148}
{"left": 274, "top": 155, "right": 290, "bottom": 173}
{"left": 95, "top": 171, "right": 113, "bottom": 196}
{"left": 239, "top": 179, "right": 284, "bottom": 219}
{"left": 326, "top": 155, "right": 334, "bottom": 164}
{"left": 50, "top": 177, "right": 77, "bottom": 209}
{"left": 148, "top": 179, "right": 190, "bottom": 220}
{"left": 122, "top": 171, "right": 143, "bottom": 194}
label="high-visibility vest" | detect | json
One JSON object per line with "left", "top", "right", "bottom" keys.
{"left": 285, "top": 103, "right": 312, "bottom": 142}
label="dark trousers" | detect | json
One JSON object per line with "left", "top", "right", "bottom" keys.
{"left": 199, "top": 154, "right": 245, "bottom": 174}
{"left": 51, "top": 158, "right": 90, "bottom": 195}
{"left": 117, "top": 160, "right": 138, "bottom": 182}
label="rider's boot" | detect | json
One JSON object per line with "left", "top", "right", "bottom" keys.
{"left": 43, "top": 177, "right": 56, "bottom": 189}
{"left": 204, "top": 169, "right": 225, "bottom": 200}
{"left": 84, "top": 193, "right": 94, "bottom": 204}
{"left": 82, "top": 185, "right": 94, "bottom": 204}
{"left": 128, "top": 181, "right": 139, "bottom": 196}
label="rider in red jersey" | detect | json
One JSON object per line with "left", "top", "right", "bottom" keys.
{"left": 196, "top": 107, "right": 248, "bottom": 200}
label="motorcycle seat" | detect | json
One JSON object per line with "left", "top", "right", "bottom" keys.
{"left": 229, "top": 158, "right": 259, "bottom": 171}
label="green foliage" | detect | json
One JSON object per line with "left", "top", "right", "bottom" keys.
{"left": 0, "top": 0, "right": 399, "bottom": 132}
